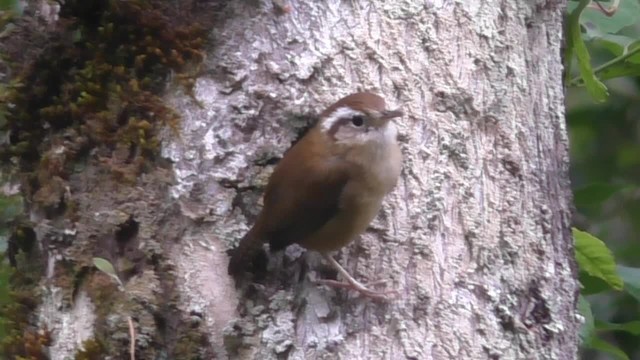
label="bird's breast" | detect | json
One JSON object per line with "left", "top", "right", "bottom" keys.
{"left": 299, "top": 144, "right": 401, "bottom": 253}
{"left": 296, "top": 124, "right": 402, "bottom": 252}
{"left": 298, "top": 189, "right": 384, "bottom": 252}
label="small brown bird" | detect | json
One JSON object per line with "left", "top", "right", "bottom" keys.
{"left": 228, "top": 92, "right": 403, "bottom": 299}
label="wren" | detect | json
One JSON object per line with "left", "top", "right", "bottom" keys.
{"left": 228, "top": 92, "right": 403, "bottom": 299}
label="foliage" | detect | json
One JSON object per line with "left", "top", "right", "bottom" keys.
{"left": 566, "top": 1, "right": 640, "bottom": 359}
{"left": 92, "top": 257, "right": 123, "bottom": 287}
{"left": 574, "top": 228, "right": 623, "bottom": 290}
{"left": 574, "top": 228, "right": 639, "bottom": 359}
{"left": 566, "top": 0, "right": 640, "bottom": 99}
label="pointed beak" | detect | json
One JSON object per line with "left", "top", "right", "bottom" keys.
{"left": 379, "top": 109, "right": 404, "bottom": 122}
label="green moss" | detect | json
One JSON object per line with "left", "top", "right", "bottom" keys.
{"left": 0, "top": 256, "right": 12, "bottom": 342}
{"left": 0, "top": 0, "right": 209, "bottom": 357}
{"left": 84, "top": 272, "right": 120, "bottom": 322}
{"left": 0, "top": 249, "right": 49, "bottom": 359}
{"left": 3, "top": 0, "right": 206, "bottom": 179}
{"left": 174, "top": 323, "right": 212, "bottom": 359}
{"left": 81, "top": 270, "right": 137, "bottom": 358}
{"left": 75, "top": 338, "right": 105, "bottom": 360}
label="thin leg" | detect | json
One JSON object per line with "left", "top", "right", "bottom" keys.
{"left": 315, "top": 254, "right": 396, "bottom": 301}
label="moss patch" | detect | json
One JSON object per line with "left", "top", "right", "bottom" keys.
{"left": 0, "top": 0, "right": 218, "bottom": 358}
{"left": 0, "top": 249, "right": 50, "bottom": 359}
{"left": 74, "top": 338, "right": 105, "bottom": 360}
{"left": 3, "top": 0, "right": 206, "bottom": 180}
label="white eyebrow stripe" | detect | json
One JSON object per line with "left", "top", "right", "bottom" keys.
{"left": 320, "top": 107, "right": 364, "bottom": 132}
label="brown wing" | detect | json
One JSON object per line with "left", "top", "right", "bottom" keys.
{"left": 257, "top": 131, "right": 350, "bottom": 251}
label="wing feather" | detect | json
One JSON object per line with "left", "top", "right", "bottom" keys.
{"left": 257, "top": 131, "right": 349, "bottom": 251}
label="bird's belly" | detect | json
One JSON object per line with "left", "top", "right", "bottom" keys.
{"left": 299, "top": 195, "right": 384, "bottom": 252}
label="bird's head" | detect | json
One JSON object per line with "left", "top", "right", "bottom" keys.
{"left": 318, "top": 92, "right": 403, "bottom": 148}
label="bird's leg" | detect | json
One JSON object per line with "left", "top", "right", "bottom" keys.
{"left": 315, "top": 253, "right": 397, "bottom": 300}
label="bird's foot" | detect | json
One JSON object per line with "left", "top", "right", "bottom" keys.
{"left": 317, "top": 253, "right": 398, "bottom": 300}
{"left": 315, "top": 278, "right": 397, "bottom": 301}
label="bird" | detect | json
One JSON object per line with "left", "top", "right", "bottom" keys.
{"left": 227, "top": 92, "right": 403, "bottom": 299}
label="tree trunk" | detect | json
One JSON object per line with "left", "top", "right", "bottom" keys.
{"left": 22, "top": 0, "right": 578, "bottom": 359}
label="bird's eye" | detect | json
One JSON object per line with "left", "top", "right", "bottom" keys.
{"left": 351, "top": 115, "right": 365, "bottom": 127}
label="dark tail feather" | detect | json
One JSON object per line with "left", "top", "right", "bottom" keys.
{"left": 227, "top": 227, "right": 267, "bottom": 277}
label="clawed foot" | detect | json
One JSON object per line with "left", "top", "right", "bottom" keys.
{"left": 315, "top": 278, "right": 397, "bottom": 300}
{"left": 316, "top": 254, "right": 398, "bottom": 301}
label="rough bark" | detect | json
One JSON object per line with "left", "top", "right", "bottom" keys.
{"left": 24, "top": 0, "right": 578, "bottom": 359}
{"left": 165, "top": 0, "right": 578, "bottom": 358}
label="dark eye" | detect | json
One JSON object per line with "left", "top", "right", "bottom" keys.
{"left": 351, "top": 115, "right": 365, "bottom": 127}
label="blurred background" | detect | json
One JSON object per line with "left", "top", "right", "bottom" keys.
{"left": 568, "top": 1, "right": 640, "bottom": 359}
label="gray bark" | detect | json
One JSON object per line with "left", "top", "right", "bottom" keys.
{"left": 38, "top": 0, "right": 579, "bottom": 359}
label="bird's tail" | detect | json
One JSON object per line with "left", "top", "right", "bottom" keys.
{"left": 227, "top": 226, "right": 267, "bottom": 277}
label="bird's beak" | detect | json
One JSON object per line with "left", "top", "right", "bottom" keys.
{"left": 379, "top": 109, "right": 404, "bottom": 121}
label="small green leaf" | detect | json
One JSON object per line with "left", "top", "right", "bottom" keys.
{"left": 595, "top": 320, "right": 640, "bottom": 336}
{"left": 566, "top": 0, "right": 609, "bottom": 101}
{"left": 574, "top": 41, "right": 609, "bottom": 101}
{"left": 617, "top": 265, "right": 640, "bottom": 302}
{"left": 573, "top": 228, "right": 623, "bottom": 290}
{"left": 93, "top": 257, "right": 117, "bottom": 276}
{"left": 92, "top": 257, "right": 122, "bottom": 287}
{"left": 578, "top": 295, "right": 595, "bottom": 344}
{"left": 587, "top": 337, "right": 630, "bottom": 360}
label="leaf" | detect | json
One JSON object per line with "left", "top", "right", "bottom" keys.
{"left": 92, "top": 257, "right": 122, "bottom": 287}
{"left": 573, "top": 183, "right": 625, "bottom": 207}
{"left": 628, "top": 41, "right": 640, "bottom": 64}
{"left": 93, "top": 257, "right": 117, "bottom": 276}
{"left": 617, "top": 265, "right": 640, "bottom": 302}
{"left": 578, "top": 295, "right": 595, "bottom": 344}
{"left": 587, "top": 337, "right": 630, "bottom": 360}
{"left": 592, "top": 34, "right": 637, "bottom": 57}
{"left": 595, "top": 320, "right": 640, "bottom": 336}
{"left": 566, "top": 0, "right": 608, "bottom": 101}
{"left": 598, "top": 61, "right": 640, "bottom": 81}
{"left": 573, "top": 228, "right": 623, "bottom": 290}
{"left": 579, "top": 271, "right": 612, "bottom": 295}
